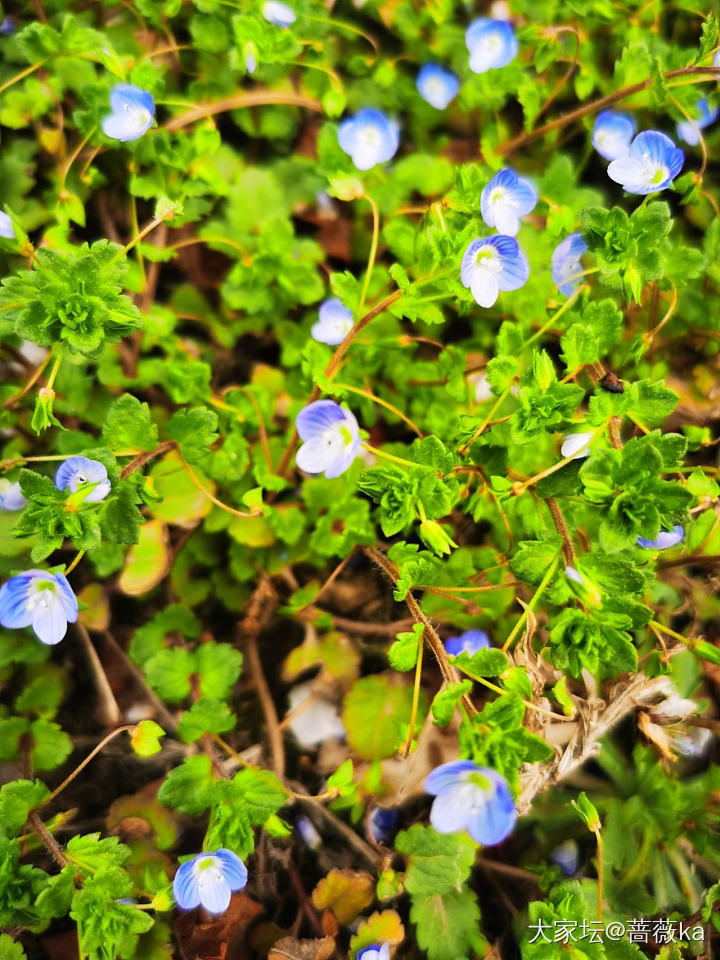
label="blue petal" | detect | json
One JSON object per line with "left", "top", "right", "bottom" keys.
{"left": 423, "top": 759, "right": 477, "bottom": 796}
{"left": 460, "top": 238, "right": 484, "bottom": 288}
{"left": 417, "top": 64, "right": 460, "bottom": 110}
{"left": 213, "top": 849, "right": 248, "bottom": 891}
{"left": 466, "top": 19, "right": 518, "bottom": 73}
{"left": 0, "top": 573, "right": 37, "bottom": 629}
{"left": 430, "top": 781, "right": 480, "bottom": 834}
{"left": 109, "top": 84, "right": 155, "bottom": 117}
{"left": 0, "top": 480, "right": 26, "bottom": 511}
{"left": 444, "top": 630, "right": 491, "bottom": 656}
{"left": 53, "top": 573, "right": 79, "bottom": 622}
{"left": 464, "top": 769, "right": 517, "bottom": 846}
{"left": 262, "top": 0, "right": 296, "bottom": 27}
{"left": 173, "top": 858, "right": 201, "bottom": 910}
{"left": 0, "top": 212, "right": 15, "bottom": 239}
{"left": 337, "top": 109, "right": 399, "bottom": 170}
{"left": 592, "top": 110, "right": 635, "bottom": 160}
{"left": 551, "top": 233, "right": 588, "bottom": 295}
{"left": 637, "top": 525, "right": 684, "bottom": 550}
{"left": 551, "top": 839, "right": 579, "bottom": 876}
{"left": 32, "top": 593, "right": 69, "bottom": 646}
{"left": 197, "top": 868, "right": 232, "bottom": 914}
{"left": 295, "top": 400, "right": 347, "bottom": 441}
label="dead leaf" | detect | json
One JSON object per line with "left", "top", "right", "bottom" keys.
{"left": 350, "top": 910, "right": 405, "bottom": 956}
{"left": 173, "top": 891, "right": 263, "bottom": 960}
{"left": 118, "top": 519, "right": 171, "bottom": 596}
{"left": 268, "top": 936, "right": 335, "bottom": 960}
{"left": 311, "top": 868, "right": 375, "bottom": 924}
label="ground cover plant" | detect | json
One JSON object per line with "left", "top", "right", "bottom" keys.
{"left": 1, "top": 0, "right": 720, "bottom": 957}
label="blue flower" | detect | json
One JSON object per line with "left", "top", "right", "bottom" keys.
{"left": 357, "top": 946, "right": 390, "bottom": 960}
{"left": 0, "top": 570, "right": 78, "bottom": 646}
{"left": 295, "top": 400, "right": 360, "bottom": 479}
{"left": 461, "top": 235, "right": 529, "bottom": 308}
{"left": 416, "top": 64, "right": 460, "bottom": 110}
{"left": 466, "top": 19, "right": 518, "bottom": 74}
{"left": 311, "top": 298, "right": 354, "bottom": 345}
{"left": 173, "top": 849, "right": 248, "bottom": 914}
{"left": 607, "top": 130, "right": 684, "bottom": 195}
{"left": 481, "top": 168, "right": 537, "bottom": 236}
{"left": 444, "top": 630, "right": 491, "bottom": 657}
{"left": 551, "top": 233, "right": 588, "bottom": 296}
{"left": 368, "top": 806, "right": 398, "bottom": 844}
{"left": 592, "top": 110, "right": 635, "bottom": 161}
{"left": 262, "top": 0, "right": 296, "bottom": 27}
{"left": 55, "top": 457, "right": 111, "bottom": 503}
{"left": 551, "top": 839, "right": 578, "bottom": 876}
{"left": 296, "top": 815, "right": 322, "bottom": 849}
{"left": 0, "top": 480, "right": 26, "bottom": 511}
{"left": 0, "top": 212, "right": 15, "bottom": 239}
{"left": 424, "top": 760, "right": 516, "bottom": 845}
{"left": 338, "top": 109, "right": 400, "bottom": 171}
{"left": 636, "top": 525, "right": 684, "bottom": 550}
{"left": 101, "top": 84, "right": 155, "bottom": 142}
{"left": 676, "top": 98, "right": 719, "bottom": 146}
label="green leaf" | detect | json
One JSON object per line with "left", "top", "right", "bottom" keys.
{"left": 66, "top": 834, "right": 131, "bottom": 875}
{"left": 157, "top": 755, "right": 214, "bottom": 815}
{"left": 510, "top": 537, "right": 562, "bottom": 585}
{"left": 0, "top": 935, "right": 26, "bottom": 959}
{"left": 0, "top": 779, "right": 50, "bottom": 836}
{"left": 342, "top": 675, "right": 426, "bottom": 760}
{"left": 410, "top": 888, "right": 485, "bottom": 960}
{"left": 194, "top": 642, "right": 243, "bottom": 700}
{"left": 102, "top": 394, "right": 158, "bottom": 452}
{"left": 130, "top": 720, "right": 166, "bottom": 758}
{"left": 431, "top": 681, "right": 472, "bottom": 727}
{"left": 177, "top": 698, "right": 236, "bottom": 742}
{"left": 166, "top": 407, "right": 219, "bottom": 464}
{"left": 388, "top": 623, "right": 423, "bottom": 672}
{"left": 396, "top": 824, "right": 476, "bottom": 896}
{"left": 451, "top": 648, "right": 509, "bottom": 678}
{"left": 29, "top": 718, "right": 73, "bottom": 771}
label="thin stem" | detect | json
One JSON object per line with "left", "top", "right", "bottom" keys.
{"left": 361, "top": 442, "right": 417, "bottom": 469}
{"left": 118, "top": 213, "right": 172, "bottom": 258}
{"left": 75, "top": 623, "right": 122, "bottom": 728}
{"left": 28, "top": 811, "right": 69, "bottom": 869}
{"left": 358, "top": 194, "right": 380, "bottom": 316}
{"left": 0, "top": 61, "right": 44, "bottom": 96}
{"left": 498, "top": 65, "right": 720, "bottom": 157}
{"left": 46, "top": 354, "right": 62, "bottom": 392}
{"left": 595, "top": 828, "right": 604, "bottom": 923}
{"left": 401, "top": 631, "right": 425, "bottom": 757}
{"left": 502, "top": 553, "right": 561, "bottom": 653}
{"left": 513, "top": 424, "right": 605, "bottom": 494}
{"left": 523, "top": 282, "right": 589, "bottom": 348}
{"left": 64, "top": 550, "right": 85, "bottom": 575}
{"left": 459, "top": 385, "right": 512, "bottom": 457}
{"left": 176, "top": 449, "right": 263, "bottom": 519}
{"left": 168, "top": 234, "right": 252, "bottom": 266}
{"left": 546, "top": 497, "right": 575, "bottom": 567}
{"left": 337, "top": 383, "right": 423, "bottom": 437}
{"left": 164, "top": 91, "right": 323, "bottom": 132}
{"left": 454, "top": 666, "right": 574, "bottom": 722}
{"left": 644, "top": 280, "right": 678, "bottom": 343}
{"left": 38, "top": 726, "right": 134, "bottom": 809}
{"left": 2, "top": 353, "right": 51, "bottom": 409}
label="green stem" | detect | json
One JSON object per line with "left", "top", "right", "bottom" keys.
{"left": 502, "top": 552, "right": 561, "bottom": 652}
{"left": 358, "top": 194, "right": 380, "bottom": 316}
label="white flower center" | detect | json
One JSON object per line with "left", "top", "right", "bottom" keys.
{"left": 358, "top": 125, "right": 382, "bottom": 150}
{"left": 475, "top": 246, "right": 501, "bottom": 274}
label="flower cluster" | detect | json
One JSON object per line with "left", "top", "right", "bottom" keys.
{"left": 592, "top": 111, "right": 685, "bottom": 194}
{"left": 339, "top": 19, "right": 519, "bottom": 168}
